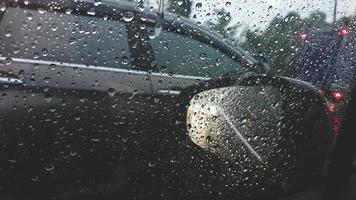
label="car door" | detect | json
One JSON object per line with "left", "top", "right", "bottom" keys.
{"left": 0, "top": 5, "right": 154, "bottom": 197}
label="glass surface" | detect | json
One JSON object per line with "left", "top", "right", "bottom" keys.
{"left": 0, "top": 0, "right": 355, "bottom": 199}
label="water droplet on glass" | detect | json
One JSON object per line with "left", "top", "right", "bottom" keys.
{"left": 51, "top": 23, "right": 57, "bottom": 31}
{"left": 138, "top": 4, "right": 145, "bottom": 12}
{"left": 18, "top": 70, "right": 25, "bottom": 78}
{"left": 36, "top": 23, "right": 42, "bottom": 30}
{"left": 91, "top": 138, "right": 101, "bottom": 142}
{"left": 87, "top": 10, "right": 96, "bottom": 16}
{"left": 200, "top": 53, "right": 207, "bottom": 60}
{"left": 45, "top": 94, "right": 53, "bottom": 102}
{"left": 177, "top": 0, "right": 184, "bottom": 6}
{"left": 44, "top": 163, "right": 54, "bottom": 171}
{"left": 195, "top": 3, "right": 203, "bottom": 10}
{"left": 148, "top": 30, "right": 158, "bottom": 39}
{"left": 33, "top": 52, "right": 39, "bottom": 59}
{"left": 38, "top": 8, "right": 46, "bottom": 14}
{"left": 65, "top": 9, "right": 72, "bottom": 14}
{"left": 121, "top": 56, "right": 129, "bottom": 65}
{"left": 148, "top": 161, "right": 157, "bottom": 167}
{"left": 94, "top": 0, "right": 102, "bottom": 6}
{"left": 114, "top": 57, "right": 120, "bottom": 64}
{"left": 4, "top": 29, "right": 11, "bottom": 37}
{"left": 4, "top": 57, "right": 12, "bottom": 65}
{"left": 123, "top": 11, "right": 134, "bottom": 22}
{"left": 27, "top": 106, "right": 33, "bottom": 113}
{"left": 42, "top": 48, "right": 48, "bottom": 56}
{"left": 31, "top": 176, "right": 39, "bottom": 181}
{"left": 107, "top": 88, "right": 116, "bottom": 97}
{"left": 69, "top": 38, "right": 76, "bottom": 45}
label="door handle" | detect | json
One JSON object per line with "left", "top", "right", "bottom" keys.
{"left": 0, "top": 77, "right": 24, "bottom": 85}
{"left": 158, "top": 90, "right": 181, "bottom": 95}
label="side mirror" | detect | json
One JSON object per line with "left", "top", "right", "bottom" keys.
{"left": 178, "top": 75, "right": 332, "bottom": 198}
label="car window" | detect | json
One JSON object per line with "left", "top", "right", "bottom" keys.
{"left": 150, "top": 30, "right": 247, "bottom": 78}
{"left": 0, "top": 7, "right": 132, "bottom": 69}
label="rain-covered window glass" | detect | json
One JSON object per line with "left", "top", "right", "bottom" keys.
{"left": 150, "top": 30, "right": 246, "bottom": 78}
{"left": 0, "top": 7, "right": 132, "bottom": 69}
{"left": 0, "top": 0, "right": 356, "bottom": 199}
{"left": 294, "top": 26, "right": 356, "bottom": 90}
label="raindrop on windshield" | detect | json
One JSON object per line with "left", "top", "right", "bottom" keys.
{"left": 121, "top": 56, "right": 129, "bottom": 65}
{"left": 42, "top": 48, "right": 48, "bottom": 56}
{"left": 27, "top": 13, "right": 33, "bottom": 20}
{"left": 4, "top": 57, "right": 12, "bottom": 65}
{"left": 200, "top": 53, "right": 207, "bottom": 60}
{"left": 177, "top": 0, "right": 184, "bottom": 6}
{"left": 123, "top": 11, "right": 135, "bottom": 22}
{"left": 18, "top": 70, "right": 25, "bottom": 78}
{"left": 37, "top": 8, "right": 46, "bottom": 14}
{"left": 44, "top": 163, "right": 55, "bottom": 172}
{"left": 69, "top": 38, "right": 76, "bottom": 45}
{"left": 94, "top": 0, "right": 102, "bottom": 6}
{"left": 4, "top": 28, "right": 11, "bottom": 37}
{"left": 65, "top": 9, "right": 72, "bottom": 14}
{"left": 138, "top": 3, "right": 145, "bottom": 12}
{"left": 148, "top": 161, "right": 157, "bottom": 167}
{"left": 50, "top": 23, "right": 57, "bottom": 31}
{"left": 87, "top": 10, "right": 96, "bottom": 16}
{"left": 195, "top": 2, "right": 203, "bottom": 11}
{"left": 107, "top": 88, "right": 116, "bottom": 97}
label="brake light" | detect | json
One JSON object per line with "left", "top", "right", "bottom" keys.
{"left": 328, "top": 103, "right": 337, "bottom": 112}
{"left": 331, "top": 91, "right": 345, "bottom": 100}
{"left": 339, "top": 27, "right": 350, "bottom": 36}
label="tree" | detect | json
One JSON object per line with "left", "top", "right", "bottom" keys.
{"left": 206, "top": 9, "right": 240, "bottom": 39}
{"left": 243, "top": 11, "right": 331, "bottom": 76}
{"left": 167, "top": 0, "right": 192, "bottom": 18}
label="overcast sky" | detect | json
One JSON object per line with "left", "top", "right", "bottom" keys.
{"left": 146, "top": 0, "right": 356, "bottom": 39}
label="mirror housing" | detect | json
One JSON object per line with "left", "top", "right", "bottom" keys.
{"left": 177, "top": 75, "right": 332, "bottom": 198}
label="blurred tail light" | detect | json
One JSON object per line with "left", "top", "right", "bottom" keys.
{"left": 298, "top": 32, "right": 308, "bottom": 40}
{"left": 328, "top": 103, "right": 337, "bottom": 112}
{"left": 331, "top": 91, "right": 345, "bottom": 101}
{"left": 339, "top": 27, "right": 350, "bottom": 36}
